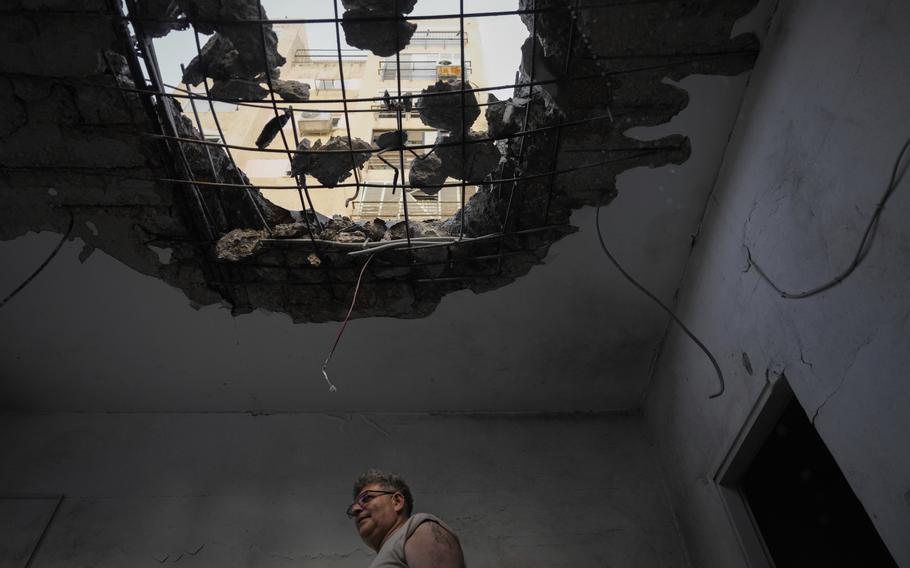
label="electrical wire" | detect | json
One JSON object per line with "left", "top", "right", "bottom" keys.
{"left": 320, "top": 253, "right": 376, "bottom": 392}
{"left": 595, "top": 201, "right": 725, "bottom": 399}
{"left": 0, "top": 212, "right": 75, "bottom": 310}
{"left": 746, "top": 134, "right": 910, "bottom": 299}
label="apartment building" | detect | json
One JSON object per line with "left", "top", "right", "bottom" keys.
{"left": 191, "top": 20, "right": 487, "bottom": 222}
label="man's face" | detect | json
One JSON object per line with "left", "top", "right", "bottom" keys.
{"left": 350, "top": 483, "right": 404, "bottom": 551}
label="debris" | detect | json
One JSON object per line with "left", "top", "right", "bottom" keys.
{"left": 386, "top": 220, "right": 442, "bottom": 240}
{"left": 176, "top": 1, "right": 285, "bottom": 82}
{"left": 359, "top": 218, "right": 388, "bottom": 241}
{"left": 271, "top": 79, "right": 310, "bottom": 102}
{"left": 289, "top": 138, "right": 312, "bottom": 177}
{"left": 435, "top": 132, "right": 501, "bottom": 182}
{"left": 415, "top": 80, "right": 480, "bottom": 133}
{"left": 271, "top": 222, "right": 309, "bottom": 238}
{"left": 341, "top": 0, "right": 417, "bottom": 13}
{"left": 254, "top": 108, "right": 291, "bottom": 149}
{"left": 302, "top": 136, "right": 372, "bottom": 188}
{"left": 134, "top": 0, "right": 186, "bottom": 38}
{"left": 181, "top": 34, "right": 240, "bottom": 86}
{"left": 341, "top": 8, "right": 417, "bottom": 57}
{"left": 376, "top": 129, "right": 407, "bottom": 151}
{"left": 485, "top": 93, "right": 530, "bottom": 139}
{"left": 215, "top": 228, "right": 265, "bottom": 261}
{"left": 408, "top": 152, "right": 447, "bottom": 195}
{"left": 317, "top": 215, "right": 359, "bottom": 240}
{"left": 337, "top": 231, "right": 367, "bottom": 243}
{"left": 209, "top": 79, "right": 268, "bottom": 102}
{"left": 174, "top": 0, "right": 258, "bottom": 35}
{"left": 307, "top": 253, "right": 322, "bottom": 266}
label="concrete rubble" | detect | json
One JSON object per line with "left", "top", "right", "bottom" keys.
{"left": 208, "top": 78, "right": 267, "bottom": 101}
{"left": 292, "top": 136, "right": 372, "bottom": 188}
{"left": 271, "top": 79, "right": 310, "bottom": 102}
{"left": 341, "top": 8, "right": 417, "bottom": 57}
{"left": 289, "top": 139, "right": 312, "bottom": 177}
{"left": 135, "top": 0, "right": 187, "bottom": 38}
{"left": 435, "top": 132, "right": 501, "bottom": 182}
{"left": 215, "top": 228, "right": 265, "bottom": 261}
{"left": 341, "top": 0, "right": 417, "bottom": 11}
{"left": 485, "top": 93, "right": 530, "bottom": 139}
{"left": 376, "top": 129, "right": 408, "bottom": 150}
{"left": 415, "top": 80, "right": 480, "bottom": 133}
{"left": 408, "top": 153, "right": 448, "bottom": 195}
{"left": 176, "top": 0, "right": 285, "bottom": 85}
{"left": 254, "top": 109, "right": 291, "bottom": 149}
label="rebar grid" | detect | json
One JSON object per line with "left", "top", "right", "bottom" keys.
{"left": 103, "top": 0, "right": 744, "bottom": 291}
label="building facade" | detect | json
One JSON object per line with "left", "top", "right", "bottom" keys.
{"left": 191, "top": 20, "right": 487, "bottom": 222}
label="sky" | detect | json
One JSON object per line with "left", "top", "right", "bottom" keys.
{"left": 152, "top": 0, "right": 528, "bottom": 98}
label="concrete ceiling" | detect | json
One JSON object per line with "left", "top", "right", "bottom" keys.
{"left": 0, "top": 0, "right": 775, "bottom": 413}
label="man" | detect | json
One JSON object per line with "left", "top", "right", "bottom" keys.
{"left": 347, "top": 469, "right": 465, "bottom": 568}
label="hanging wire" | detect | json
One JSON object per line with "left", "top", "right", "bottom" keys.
{"left": 320, "top": 253, "right": 376, "bottom": 392}
{"left": 595, "top": 201, "right": 725, "bottom": 399}
{"left": 746, "top": 135, "right": 910, "bottom": 299}
{"left": 1, "top": 212, "right": 74, "bottom": 310}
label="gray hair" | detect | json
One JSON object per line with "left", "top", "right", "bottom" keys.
{"left": 353, "top": 469, "right": 414, "bottom": 517}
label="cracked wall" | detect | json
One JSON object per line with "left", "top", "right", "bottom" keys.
{"left": 643, "top": 0, "right": 910, "bottom": 565}
{"left": 0, "top": 412, "right": 688, "bottom": 567}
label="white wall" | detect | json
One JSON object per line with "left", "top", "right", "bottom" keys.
{"left": 0, "top": 412, "right": 688, "bottom": 567}
{"left": 644, "top": 0, "right": 910, "bottom": 565}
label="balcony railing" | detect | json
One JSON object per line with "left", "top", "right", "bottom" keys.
{"left": 378, "top": 61, "right": 471, "bottom": 81}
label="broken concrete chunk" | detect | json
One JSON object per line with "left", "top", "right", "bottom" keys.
{"left": 177, "top": 2, "right": 285, "bottom": 82}
{"left": 254, "top": 109, "right": 291, "bottom": 149}
{"left": 385, "top": 220, "right": 442, "bottom": 240}
{"left": 181, "top": 34, "right": 240, "bottom": 86}
{"left": 485, "top": 93, "right": 530, "bottom": 139}
{"left": 341, "top": 0, "right": 417, "bottom": 14}
{"left": 416, "top": 80, "right": 480, "bottom": 133}
{"left": 223, "top": 23, "right": 285, "bottom": 81}
{"left": 271, "top": 223, "right": 309, "bottom": 238}
{"left": 215, "top": 228, "right": 265, "bottom": 261}
{"left": 209, "top": 79, "right": 268, "bottom": 101}
{"left": 289, "top": 138, "right": 312, "bottom": 177}
{"left": 436, "top": 132, "right": 501, "bottom": 182}
{"left": 408, "top": 152, "right": 447, "bottom": 195}
{"left": 376, "top": 129, "right": 407, "bottom": 150}
{"left": 303, "top": 136, "right": 372, "bottom": 188}
{"left": 135, "top": 0, "right": 186, "bottom": 38}
{"left": 342, "top": 8, "right": 417, "bottom": 57}
{"left": 175, "top": 0, "right": 259, "bottom": 35}
{"left": 359, "top": 218, "right": 387, "bottom": 241}
{"left": 337, "top": 231, "right": 367, "bottom": 243}
{"left": 270, "top": 79, "right": 310, "bottom": 102}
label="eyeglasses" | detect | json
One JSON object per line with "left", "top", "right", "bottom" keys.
{"left": 346, "top": 490, "right": 398, "bottom": 518}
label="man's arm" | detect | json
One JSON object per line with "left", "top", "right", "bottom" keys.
{"left": 404, "top": 522, "right": 465, "bottom": 568}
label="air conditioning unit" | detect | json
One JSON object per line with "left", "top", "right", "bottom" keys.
{"left": 297, "top": 111, "right": 333, "bottom": 133}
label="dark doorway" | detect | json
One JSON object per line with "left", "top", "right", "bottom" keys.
{"left": 741, "top": 399, "right": 897, "bottom": 567}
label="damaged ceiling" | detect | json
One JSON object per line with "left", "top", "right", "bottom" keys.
{"left": 0, "top": 0, "right": 775, "bottom": 412}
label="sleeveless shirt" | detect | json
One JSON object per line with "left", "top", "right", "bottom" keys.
{"left": 367, "top": 513, "right": 458, "bottom": 568}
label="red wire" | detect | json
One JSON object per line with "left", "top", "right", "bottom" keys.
{"left": 321, "top": 253, "right": 376, "bottom": 391}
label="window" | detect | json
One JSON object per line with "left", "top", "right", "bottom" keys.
{"left": 409, "top": 30, "right": 465, "bottom": 49}
{"left": 314, "top": 78, "right": 361, "bottom": 91}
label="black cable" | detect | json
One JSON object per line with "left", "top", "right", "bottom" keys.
{"left": 746, "top": 134, "right": 910, "bottom": 299}
{"left": 595, "top": 201, "right": 725, "bottom": 399}
{"left": 0, "top": 212, "right": 75, "bottom": 310}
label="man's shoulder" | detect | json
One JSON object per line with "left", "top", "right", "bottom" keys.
{"left": 404, "top": 517, "right": 464, "bottom": 568}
